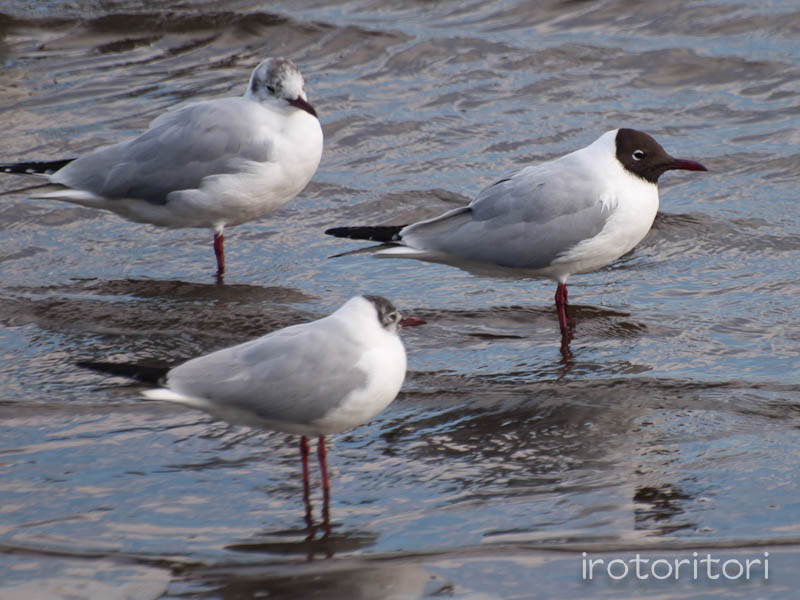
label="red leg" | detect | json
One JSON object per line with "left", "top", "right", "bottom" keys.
{"left": 316, "top": 435, "right": 330, "bottom": 493}
{"left": 299, "top": 435, "right": 312, "bottom": 525}
{"left": 213, "top": 232, "right": 225, "bottom": 275}
{"left": 555, "top": 282, "right": 569, "bottom": 336}
{"left": 317, "top": 435, "right": 330, "bottom": 535}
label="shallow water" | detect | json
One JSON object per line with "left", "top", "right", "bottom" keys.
{"left": 1, "top": 0, "right": 799, "bottom": 598}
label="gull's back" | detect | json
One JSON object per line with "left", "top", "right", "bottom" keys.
{"left": 385, "top": 139, "right": 621, "bottom": 273}
{"left": 49, "top": 99, "right": 273, "bottom": 204}
{"left": 151, "top": 299, "right": 406, "bottom": 435}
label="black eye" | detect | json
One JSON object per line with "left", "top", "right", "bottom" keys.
{"left": 266, "top": 84, "right": 276, "bottom": 94}
{"left": 632, "top": 150, "right": 646, "bottom": 161}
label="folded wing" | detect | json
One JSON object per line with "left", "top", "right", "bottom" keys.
{"left": 163, "top": 319, "right": 370, "bottom": 428}
{"left": 397, "top": 160, "right": 613, "bottom": 270}
{"left": 50, "top": 98, "right": 277, "bottom": 204}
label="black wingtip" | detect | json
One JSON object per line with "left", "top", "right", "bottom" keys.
{"left": 77, "top": 361, "right": 169, "bottom": 385}
{"left": 325, "top": 225, "right": 406, "bottom": 243}
{"left": 1, "top": 158, "right": 75, "bottom": 176}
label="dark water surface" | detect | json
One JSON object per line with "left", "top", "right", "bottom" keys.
{"left": 1, "top": 0, "right": 799, "bottom": 598}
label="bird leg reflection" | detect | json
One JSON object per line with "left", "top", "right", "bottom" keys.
{"left": 559, "top": 332, "right": 574, "bottom": 366}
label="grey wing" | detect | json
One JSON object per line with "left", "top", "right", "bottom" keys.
{"left": 52, "top": 98, "right": 275, "bottom": 204}
{"left": 402, "top": 163, "right": 612, "bottom": 269}
{"left": 166, "top": 320, "right": 368, "bottom": 427}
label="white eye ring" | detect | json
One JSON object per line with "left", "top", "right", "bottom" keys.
{"left": 632, "top": 150, "right": 646, "bottom": 161}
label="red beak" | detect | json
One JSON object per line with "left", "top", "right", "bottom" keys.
{"left": 667, "top": 158, "right": 708, "bottom": 172}
{"left": 399, "top": 315, "right": 426, "bottom": 328}
{"left": 288, "top": 96, "right": 318, "bottom": 118}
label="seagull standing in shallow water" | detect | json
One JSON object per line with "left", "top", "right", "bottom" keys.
{"left": 326, "top": 129, "right": 707, "bottom": 339}
{"left": 79, "top": 295, "right": 424, "bottom": 527}
{"left": 1, "top": 57, "right": 323, "bottom": 279}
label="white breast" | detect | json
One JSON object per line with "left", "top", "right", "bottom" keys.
{"left": 550, "top": 158, "right": 659, "bottom": 280}
{"left": 311, "top": 328, "right": 407, "bottom": 434}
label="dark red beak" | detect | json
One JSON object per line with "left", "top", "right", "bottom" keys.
{"left": 399, "top": 315, "right": 426, "bottom": 328}
{"left": 288, "top": 96, "right": 318, "bottom": 118}
{"left": 666, "top": 158, "right": 708, "bottom": 172}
